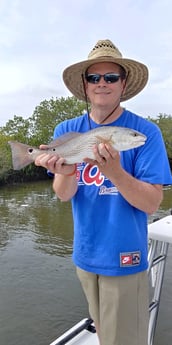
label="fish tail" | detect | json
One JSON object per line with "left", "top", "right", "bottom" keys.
{"left": 8, "top": 141, "right": 36, "bottom": 170}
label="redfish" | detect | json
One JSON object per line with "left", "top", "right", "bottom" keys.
{"left": 8, "top": 126, "right": 146, "bottom": 170}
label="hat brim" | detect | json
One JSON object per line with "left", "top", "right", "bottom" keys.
{"left": 63, "top": 56, "right": 148, "bottom": 102}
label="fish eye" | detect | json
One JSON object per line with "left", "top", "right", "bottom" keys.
{"left": 52, "top": 148, "right": 56, "bottom": 151}
{"left": 28, "top": 148, "right": 33, "bottom": 153}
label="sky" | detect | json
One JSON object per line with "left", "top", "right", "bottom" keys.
{"left": 0, "top": 0, "right": 172, "bottom": 126}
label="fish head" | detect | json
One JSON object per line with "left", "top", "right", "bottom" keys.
{"left": 111, "top": 127, "right": 147, "bottom": 151}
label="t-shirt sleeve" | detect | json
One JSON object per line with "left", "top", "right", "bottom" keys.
{"left": 134, "top": 124, "right": 172, "bottom": 185}
{"left": 53, "top": 121, "right": 68, "bottom": 139}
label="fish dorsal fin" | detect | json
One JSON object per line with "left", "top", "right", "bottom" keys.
{"left": 47, "top": 132, "right": 81, "bottom": 148}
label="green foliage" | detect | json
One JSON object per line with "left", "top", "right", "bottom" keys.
{"left": 0, "top": 132, "right": 13, "bottom": 184}
{"left": 26, "top": 96, "right": 86, "bottom": 145}
{"left": 1, "top": 115, "right": 30, "bottom": 142}
{"left": 148, "top": 113, "right": 172, "bottom": 159}
{"left": 0, "top": 96, "right": 86, "bottom": 182}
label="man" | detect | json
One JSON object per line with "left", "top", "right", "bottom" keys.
{"left": 35, "top": 39, "right": 172, "bottom": 345}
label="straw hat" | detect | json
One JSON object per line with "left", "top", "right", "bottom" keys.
{"left": 63, "top": 39, "right": 148, "bottom": 102}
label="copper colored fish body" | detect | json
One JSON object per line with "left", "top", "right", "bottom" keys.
{"left": 8, "top": 126, "right": 147, "bottom": 170}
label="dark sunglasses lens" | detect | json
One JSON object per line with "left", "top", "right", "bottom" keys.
{"left": 86, "top": 74, "right": 101, "bottom": 83}
{"left": 86, "top": 73, "right": 121, "bottom": 84}
{"left": 104, "top": 74, "right": 120, "bottom": 83}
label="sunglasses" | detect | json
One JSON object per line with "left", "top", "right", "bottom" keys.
{"left": 85, "top": 73, "right": 121, "bottom": 84}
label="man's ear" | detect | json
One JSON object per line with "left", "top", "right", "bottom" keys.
{"left": 121, "top": 79, "right": 127, "bottom": 97}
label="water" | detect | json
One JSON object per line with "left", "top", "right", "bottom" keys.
{"left": 0, "top": 181, "right": 172, "bottom": 345}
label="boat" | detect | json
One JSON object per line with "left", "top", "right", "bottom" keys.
{"left": 49, "top": 215, "right": 172, "bottom": 345}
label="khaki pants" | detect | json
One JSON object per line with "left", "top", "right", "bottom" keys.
{"left": 76, "top": 268, "right": 149, "bottom": 345}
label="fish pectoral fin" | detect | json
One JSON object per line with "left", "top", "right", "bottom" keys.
{"left": 48, "top": 132, "right": 81, "bottom": 148}
{"left": 96, "top": 135, "right": 114, "bottom": 145}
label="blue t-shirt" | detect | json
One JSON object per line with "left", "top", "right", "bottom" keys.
{"left": 54, "top": 109, "right": 172, "bottom": 276}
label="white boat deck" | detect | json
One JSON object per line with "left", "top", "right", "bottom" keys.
{"left": 49, "top": 215, "right": 172, "bottom": 345}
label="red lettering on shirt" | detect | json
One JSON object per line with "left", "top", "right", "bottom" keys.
{"left": 82, "top": 164, "right": 104, "bottom": 186}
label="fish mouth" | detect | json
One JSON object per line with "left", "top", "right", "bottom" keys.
{"left": 135, "top": 139, "right": 146, "bottom": 146}
{"left": 141, "top": 136, "right": 147, "bottom": 143}
{"left": 132, "top": 136, "right": 147, "bottom": 147}
{"left": 138, "top": 137, "right": 146, "bottom": 142}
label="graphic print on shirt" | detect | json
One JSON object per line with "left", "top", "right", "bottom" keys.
{"left": 77, "top": 163, "right": 119, "bottom": 195}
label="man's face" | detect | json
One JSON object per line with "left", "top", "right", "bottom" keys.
{"left": 85, "top": 62, "right": 126, "bottom": 107}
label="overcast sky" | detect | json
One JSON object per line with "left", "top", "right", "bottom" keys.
{"left": 0, "top": 0, "right": 172, "bottom": 126}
